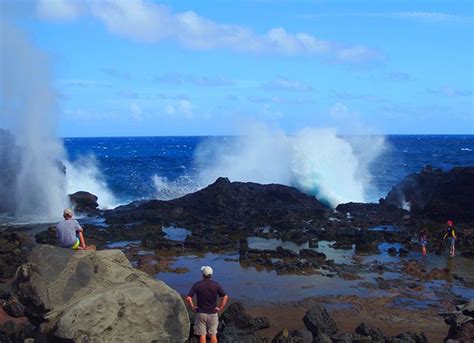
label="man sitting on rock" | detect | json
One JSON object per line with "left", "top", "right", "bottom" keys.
{"left": 56, "top": 208, "right": 87, "bottom": 250}
{"left": 186, "top": 265, "right": 228, "bottom": 343}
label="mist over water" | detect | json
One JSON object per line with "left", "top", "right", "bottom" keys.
{"left": 0, "top": 22, "right": 116, "bottom": 222}
{"left": 195, "top": 124, "right": 385, "bottom": 206}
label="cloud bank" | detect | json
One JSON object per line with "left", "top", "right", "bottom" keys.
{"left": 37, "top": 0, "right": 383, "bottom": 64}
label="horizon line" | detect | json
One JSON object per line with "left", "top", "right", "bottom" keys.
{"left": 61, "top": 133, "right": 474, "bottom": 139}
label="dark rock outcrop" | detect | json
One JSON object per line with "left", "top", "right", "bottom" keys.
{"left": 69, "top": 191, "right": 99, "bottom": 214}
{"left": 216, "top": 302, "right": 269, "bottom": 342}
{"left": 0, "top": 321, "right": 35, "bottom": 343}
{"left": 384, "top": 166, "right": 474, "bottom": 222}
{"left": 355, "top": 322, "right": 384, "bottom": 342}
{"left": 271, "top": 328, "right": 312, "bottom": 343}
{"left": 2, "top": 298, "right": 25, "bottom": 318}
{"left": 440, "top": 299, "right": 474, "bottom": 342}
{"left": 0, "top": 232, "right": 34, "bottom": 280}
{"left": 106, "top": 177, "right": 329, "bottom": 232}
{"left": 335, "top": 202, "right": 410, "bottom": 228}
{"left": 13, "top": 245, "right": 190, "bottom": 341}
{"left": 219, "top": 301, "right": 270, "bottom": 333}
{"left": 393, "top": 331, "right": 428, "bottom": 343}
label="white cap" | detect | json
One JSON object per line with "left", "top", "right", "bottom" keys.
{"left": 201, "top": 265, "right": 213, "bottom": 277}
{"left": 63, "top": 208, "right": 73, "bottom": 217}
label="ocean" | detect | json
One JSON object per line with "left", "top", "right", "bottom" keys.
{"left": 64, "top": 135, "right": 474, "bottom": 208}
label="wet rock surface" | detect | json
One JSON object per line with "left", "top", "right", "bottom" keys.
{"left": 384, "top": 166, "right": 474, "bottom": 223}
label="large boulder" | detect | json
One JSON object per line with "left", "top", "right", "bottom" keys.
{"left": 384, "top": 166, "right": 474, "bottom": 222}
{"left": 303, "top": 305, "right": 338, "bottom": 338}
{"left": 13, "top": 245, "right": 190, "bottom": 342}
{"left": 106, "top": 177, "right": 329, "bottom": 231}
{"left": 69, "top": 191, "right": 99, "bottom": 214}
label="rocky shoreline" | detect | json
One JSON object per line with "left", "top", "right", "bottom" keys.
{"left": 1, "top": 166, "right": 474, "bottom": 341}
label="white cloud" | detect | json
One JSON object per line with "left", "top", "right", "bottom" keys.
{"left": 333, "top": 91, "right": 388, "bottom": 103}
{"left": 329, "top": 102, "right": 379, "bottom": 135}
{"left": 262, "top": 77, "right": 312, "bottom": 92}
{"left": 153, "top": 73, "right": 233, "bottom": 87}
{"left": 164, "top": 104, "right": 176, "bottom": 115}
{"left": 163, "top": 99, "right": 194, "bottom": 118}
{"left": 37, "top": 0, "right": 84, "bottom": 21}
{"left": 63, "top": 108, "right": 118, "bottom": 121}
{"left": 130, "top": 102, "right": 143, "bottom": 121}
{"left": 261, "top": 104, "right": 284, "bottom": 119}
{"left": 248, "top": 95, "right": 310, "bottom": 105}
{"left": 392, "top": 12, "right": 473, "bottom": 24}
{"left": 36, "top": 0, "right": 383, "bottom": 64}
{"left": 178, "top": 100, "right": 193, "bottom": 118}
{"left": 384, "top": 72, "right": 412, "bottom": 82}
{"left": 350, "top": 12, "right": 474, "bottom": 25}
{"left": 59, "top": 79, "right": 112, "bottom": 88}
{"left": 427, "top": 86, "right": 473, "bottom": 97}
{"left": 300, "top": 12, "right": 473, "bottom": 26}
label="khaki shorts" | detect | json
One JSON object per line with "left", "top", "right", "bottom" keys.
{"left": 194, "top": 312, "right": 218, "bottom": 336}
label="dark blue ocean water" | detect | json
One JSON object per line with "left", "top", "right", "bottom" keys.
{"left": 64, "top": 135, "right": 474, "bottom": 206}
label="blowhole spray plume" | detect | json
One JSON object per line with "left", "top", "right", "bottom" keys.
{"left": 194, "top": 124, "right": 385, "bottom": 207}
{"left": 0, "top": 21, "right": 68, "bottom": 220}
{"left": 0, "top": 21, "right": 117, "bottom": 221}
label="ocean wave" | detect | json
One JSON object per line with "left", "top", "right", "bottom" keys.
{"left": 194, "top": 124, "right": 385, "bottom": 207}
{"left": 152, "top": 174, "right": 200, "bottom": 200}
{"left": 65, "top": 156, "right": 119, "bottom": 210}
{"left": 461, "top": 148, "right": 472, "bottom": 152}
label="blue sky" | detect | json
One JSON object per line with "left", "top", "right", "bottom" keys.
{"left": 2, "top": 0, "right": 474, "bottom": 136}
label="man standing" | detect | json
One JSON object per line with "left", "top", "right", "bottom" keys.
{"left": 56, "top": 208, "right": 87, "bottom": 250}
{"left": 186, "top": 266, "right": 228, "bottom": 343}
{"left": 443, "top": 220, "right": 457, "bottom": 257}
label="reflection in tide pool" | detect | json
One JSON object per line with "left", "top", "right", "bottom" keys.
{"left": 368, "top": 225, "right": 400, "bottom": 232}
{"left": 157, "top": 252, "right": 387, "bottom": 302}
{"left": 105, "top": 240, "right": 141, "bottom": 248}
{"left": 247, "top": 237, "right": 354, "bottom": 263}
{"left": 163, "top": 226, "right": 191, "bottom": 242}
{"left": 156, "top": 235, "right": 474, "bottom": 302}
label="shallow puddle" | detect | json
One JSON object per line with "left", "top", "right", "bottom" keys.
{"left": 157, "top": 252, "right": 389, "bottom": 302}
{"left": 163, "top": 226, "right": 191, "bottom": 242}
{"left": 156, "top": 236, "right": 474, "bottom": 303}
{"left": 105, "top": 240, "right": 141, "bottom": 248}
{"left": 247, "top": 237, "right": 354, "bottom": 264}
